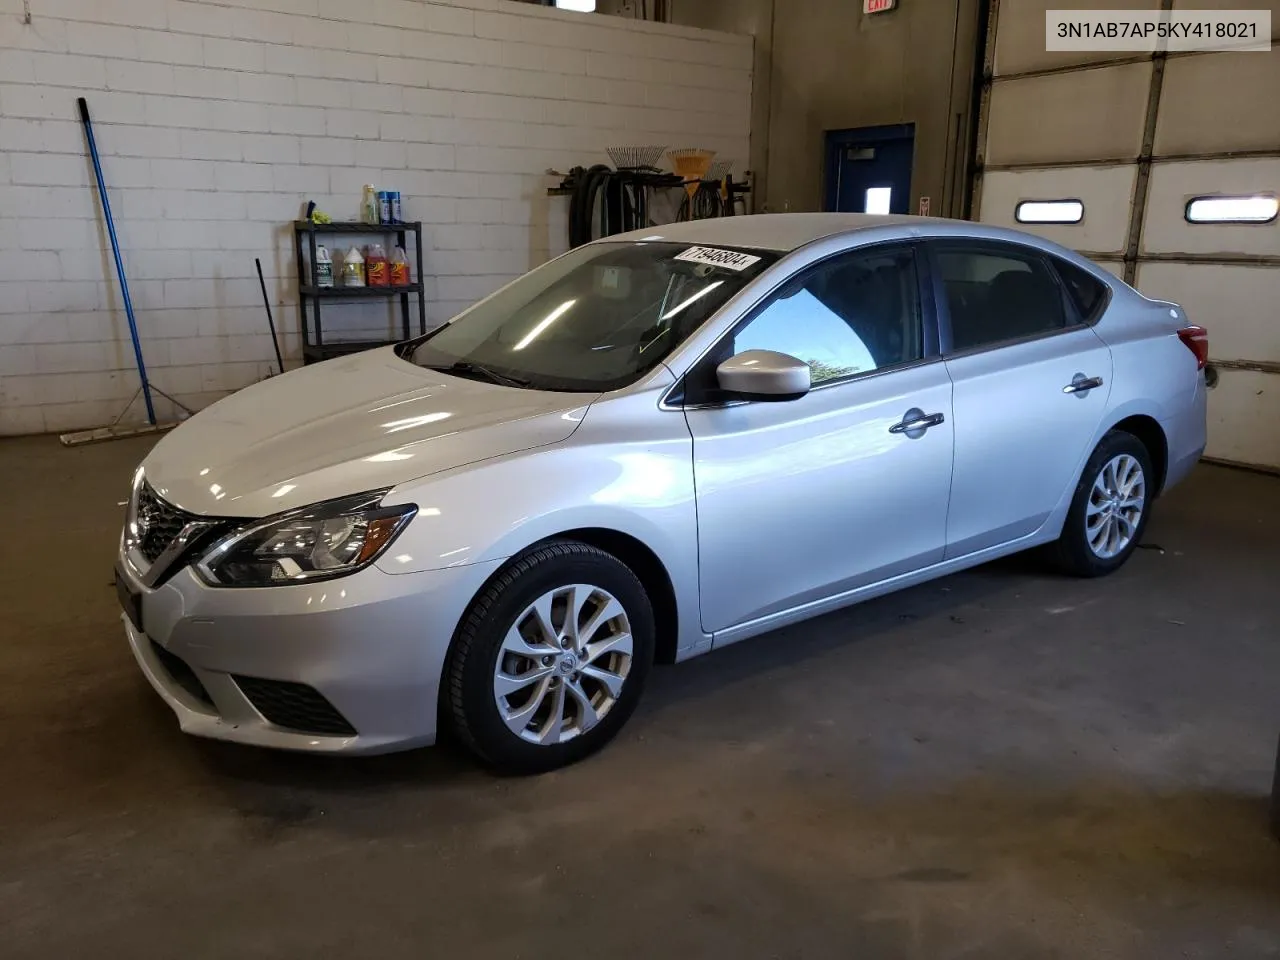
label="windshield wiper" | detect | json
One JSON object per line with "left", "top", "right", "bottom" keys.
{"left": 429, "top": 361, "right": 532, "bottom": 389}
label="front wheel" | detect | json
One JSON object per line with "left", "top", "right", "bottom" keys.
{"left": 445, "top": 542, "right": 655, "bottom": 774}
{"left": 1050, "top": 430, "right": 1154, "bottom": 577}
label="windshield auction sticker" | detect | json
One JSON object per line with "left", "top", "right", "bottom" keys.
{"left": 1046, "top": 9, "right": 1270, "bottom": 52}
{"left": 674, "top": 246, "right": 762, "bottom": 271}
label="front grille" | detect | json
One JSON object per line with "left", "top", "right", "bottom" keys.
{"left": 233, "top": 676, "right": 357, "bottom": 737}
{"left": 129, "top": 483, "right": 237, "bottom": 586}
{"left": 150, "top": 641, "right": 214, "bottom": 707}
{"left": 136, "top": 482, "right": 198, "bottom": 564}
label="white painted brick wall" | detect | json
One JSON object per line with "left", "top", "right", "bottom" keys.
{"left": 0, "top": 0, "right": 752, "bottom": 435}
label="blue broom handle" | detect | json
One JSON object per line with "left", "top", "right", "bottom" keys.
{"left": 78, "top": 97, "right": 155, "bottom": 425}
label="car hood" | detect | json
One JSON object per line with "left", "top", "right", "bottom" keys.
{"left": 142, "top": 348, "right": 595, "bottom": 518}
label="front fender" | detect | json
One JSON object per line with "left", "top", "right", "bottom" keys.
{"left": 376, "top": 427, "right": 704, "bottom": 658}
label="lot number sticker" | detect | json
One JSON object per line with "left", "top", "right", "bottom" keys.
{"left": 674, "top": 246, "right": 762, "bottom": 271}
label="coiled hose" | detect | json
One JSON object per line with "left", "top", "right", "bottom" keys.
{"left": 569, "top": 164, "right": 612, "bottom": 249}
{"left": 678, "top": 180, "right": 726, "bottom": 222}
{"left": 568, "top": 167, "right": 726, "bottom": 247}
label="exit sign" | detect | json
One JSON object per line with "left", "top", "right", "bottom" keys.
{"left": 864, "top": 0, "right": 896, "bottom": 12}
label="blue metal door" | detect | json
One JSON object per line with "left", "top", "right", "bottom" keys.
{"left": 824, "top": 124, "right": 915, "bottom": 215}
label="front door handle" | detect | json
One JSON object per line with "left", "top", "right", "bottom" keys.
{"left": 1063, "top": 375, "right": 1104, "bottom": 394}
{"left": 889, "top": 409, "right": 946, "bottom": 435}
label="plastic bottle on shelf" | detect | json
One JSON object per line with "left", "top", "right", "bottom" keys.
{"left": 366, "top": 243, "right": 389, "bottom": 286}
{"left": 342, "top": 245, "right": 365, "bottom": 287}
{"left": 314, "top": 245, "right": 334, "bottom": 288}
{"left": 389, "top": 246, "right": 410, "bottom": 286}
{"left": 361, "top": 185, "right": 379, "bottom": 224}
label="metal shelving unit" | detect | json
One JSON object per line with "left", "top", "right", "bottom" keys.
{"left": 293, "top": 220, "right": 427, "bottom": 364}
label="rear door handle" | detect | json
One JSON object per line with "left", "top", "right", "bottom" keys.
{"left": 1063, "top": 375, "right": 1104, "bottom": 394}
{"left": 889, "top": 410, "right": 946, "bottom": 435}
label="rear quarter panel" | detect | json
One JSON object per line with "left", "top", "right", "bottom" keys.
{"left": 1089, "top": 285, "right": 1206, "bottom": 488}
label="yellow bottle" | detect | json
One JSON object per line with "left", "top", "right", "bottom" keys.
{"left": 342, "top": 245, "right": 365, "bottom": 287}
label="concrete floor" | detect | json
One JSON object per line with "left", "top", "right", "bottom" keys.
{"left": 2, "top": 433, "right": 1279, "bottom": 959}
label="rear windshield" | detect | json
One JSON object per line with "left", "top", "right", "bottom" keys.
{"left": 408, "top": 240, "right": 777, "bottom": 392}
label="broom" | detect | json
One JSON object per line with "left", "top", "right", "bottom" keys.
{"left": 60, "top": 97, "right": 192, "bottom": 446}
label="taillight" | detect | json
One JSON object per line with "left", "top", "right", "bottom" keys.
{"left": 1177, "top": 325, "right": 1209, "bottom": 370}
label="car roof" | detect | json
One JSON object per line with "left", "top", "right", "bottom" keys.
{"left": 605, "top": 213, "right": 971, "bottom": 253}
{"left": 601, "top": 213, "right": 1129, "bottom": 295}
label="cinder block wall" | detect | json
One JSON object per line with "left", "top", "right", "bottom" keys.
{"left": 0, "top": 0, "right": 752, "bottom": 434}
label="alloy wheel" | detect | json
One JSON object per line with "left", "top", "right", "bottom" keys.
{"left": 493, "top": 584, "right": 633, "bottom": 746}
{"left": 1086, "top": 453, "right": 1146, "bottom": 559}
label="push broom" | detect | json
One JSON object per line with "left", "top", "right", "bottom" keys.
{"left": 60, "top": 97, "right": 192, "bottom": 446}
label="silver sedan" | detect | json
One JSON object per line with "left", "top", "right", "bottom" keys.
{"left": 116, "top": 214, "right": 1208, "bottom": 772}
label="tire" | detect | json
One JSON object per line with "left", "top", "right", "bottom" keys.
{"left": 445, "top": 541, "right": 655, "bottom": 774}
{"left": 1049, "top": 429, "right": 1155, "bottom": 578}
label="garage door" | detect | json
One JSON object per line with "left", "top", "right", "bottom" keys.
{"left": 972, "top": 0, "right": 1280, "bottom": 471}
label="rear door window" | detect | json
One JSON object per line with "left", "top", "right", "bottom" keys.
{"left": 932, "top": 243, "right": 1069, "bottom": 353}
{"left": 1051, "top": 257, "right": 1109, "bottom": 324}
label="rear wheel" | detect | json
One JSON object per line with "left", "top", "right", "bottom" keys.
{"left": 1050, "top": 430, "right": 1154, "bottom": 577}
{"left": 445, "top": 541, "right": 654, "bottom": 774}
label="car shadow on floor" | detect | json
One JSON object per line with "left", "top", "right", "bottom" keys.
{"left": 189, "top": 722, "right": 478, "bottom": 788}
{"left": 642, "top": 550, "right": 1054, "bottom": 715}
{"left": 187, "top": 550, "right": 1049, "bottom": 795}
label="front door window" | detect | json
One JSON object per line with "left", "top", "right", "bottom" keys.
{"left": 728, "top": 245, "right": 924, "bottom": 386}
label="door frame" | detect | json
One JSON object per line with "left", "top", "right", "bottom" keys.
{"left": 823, "top": 123, "right": 917, "bottom": 214}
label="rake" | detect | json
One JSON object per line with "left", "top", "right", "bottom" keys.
{"left": 706, "top": 159, "right": 734, "bottom": 183}
{"left": 605, "top": 145, "right": 667, "bottom": 170}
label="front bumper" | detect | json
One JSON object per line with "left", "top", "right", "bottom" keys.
{"left": 117, "top": 553, "right": 504, "bottom": 755}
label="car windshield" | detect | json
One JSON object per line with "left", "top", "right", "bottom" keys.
{"left": 408, "top": 240, "right": 777, "bottom": 392}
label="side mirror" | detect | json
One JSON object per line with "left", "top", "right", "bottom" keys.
{"left": 715, "top": 350, "right": 811, "bottom": 401}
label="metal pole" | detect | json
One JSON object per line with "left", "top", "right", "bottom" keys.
{"left": 78, "top": 97, "right": 155, "bottom": 424}
{"left": 255, "top": 258, "right": 284, "bottom": 374}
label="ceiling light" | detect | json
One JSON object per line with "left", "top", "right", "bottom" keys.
{"left": 514, "top": 299, "right": 577, "bottom": 351}
{"left": 661, "top": 281, "right": 724, "bottom": 320}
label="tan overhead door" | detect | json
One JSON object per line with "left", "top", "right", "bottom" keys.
{"left": 973, "top": 0, "right": 1280, "bottom": 471}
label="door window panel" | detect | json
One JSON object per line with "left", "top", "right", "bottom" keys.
{"left": 730, "top": 247, "right": 924, "bottom": 386}
{"left": 935, "top": 245, "right": 1068, "bottom": 352}
{"left": 1052, "top": 257, "right": 1108, "bottom": 323}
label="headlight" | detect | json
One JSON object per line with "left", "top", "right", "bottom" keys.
{"left": 195, "top": 490, "right": 416, "bottom": 587}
